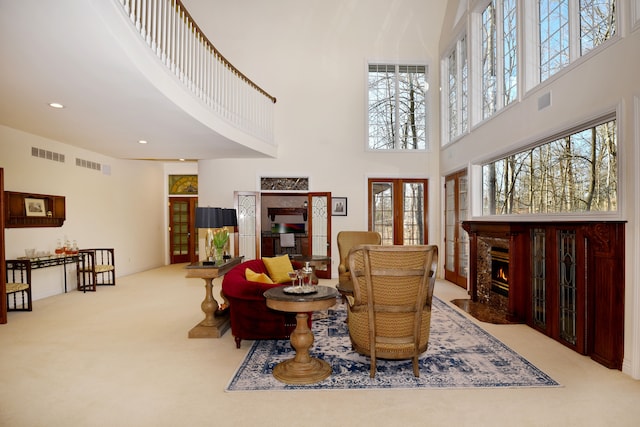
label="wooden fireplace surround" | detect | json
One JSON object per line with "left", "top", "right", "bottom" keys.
{"left": 462, "top": 220, "right": 625, "bottom": 370}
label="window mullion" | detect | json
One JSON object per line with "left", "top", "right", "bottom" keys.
{"left": 569, "top": 0, "right": 581, "bottom": 62}
{"left": 394, "top": 65, "right": 401, "bottom": 149}
{"left": 496, "top": 0, "right": 505, "bottom": 111}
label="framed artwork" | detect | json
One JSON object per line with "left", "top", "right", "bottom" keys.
{"left": 24, "top": 198, "right": 46, "bottom": 217}
{"left": 331, "top": 197, "right": 347, "bottom": 216}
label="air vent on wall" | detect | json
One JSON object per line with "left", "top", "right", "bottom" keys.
{"left": 31, "top": 146, "right": 65, "bottom": 163}
{"left": 538, "top": 92, "right": 551, "bottom": 110}
{"left": 75, "top": 157, "right": 102, "bottom": 171}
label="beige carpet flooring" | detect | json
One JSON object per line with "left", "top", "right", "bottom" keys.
{"left": 1, "top": 263, "right": 639, "bottom": 427}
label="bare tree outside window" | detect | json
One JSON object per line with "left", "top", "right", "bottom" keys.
{"left": 580, "top": 0, "right": 616, "bottom": 55}
{"left": 368, "top": 64, "right": 427, "bottom": 150}
{"left": 540, "top": 0, "right": 616, "bottom": 82}
{"left": 483, "top": 119, "right": 617, "bottom": 215}
{"left": 481, "top": 0, "right": 517, "bottom": 120}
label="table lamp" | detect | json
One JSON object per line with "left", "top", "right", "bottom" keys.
{"left": 221, "top": 208, "right": 238, "bottom": 260}
{"left": 195, "top": 207, "right": 224, "bottom": 265}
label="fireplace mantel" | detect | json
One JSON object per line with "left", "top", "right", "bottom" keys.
{"left": 462, "top": 220, "right": 625, "bottom": 370}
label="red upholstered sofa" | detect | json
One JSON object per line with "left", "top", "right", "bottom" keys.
{"left": 221, "top": 258, "right": 309, "bottom": 348}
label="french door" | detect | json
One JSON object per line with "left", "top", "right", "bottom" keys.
{"left": 368, "top": 178, "right": 428, "bottom": 245}
{"left": 168, "top": 197, "right": 198, "bottom": 264}
{"left": 444, "top": 170, "right": 469, "bottom": 288}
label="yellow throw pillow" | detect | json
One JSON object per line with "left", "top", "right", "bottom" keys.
{"left": 245, "top": 268, "right": 274, "bottom": 284}
{"left": 262, "top": 254, "right": 295, "bottom": 284}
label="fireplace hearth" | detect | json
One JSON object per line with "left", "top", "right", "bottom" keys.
{"left": 490, "top": 247, "right": 509, "bottom": 297}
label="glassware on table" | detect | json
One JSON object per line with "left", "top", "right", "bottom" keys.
{"left": 288, "top": 270, "right": 299, "bottom": 286}
{"left": 54, "top": 239, "right": 64, "bottom": 255}
{"left": 296, "top": 269, "right": 305, "bottom": 288}
{"left": 302, "top": 262, "right": 314, "bottom": 286}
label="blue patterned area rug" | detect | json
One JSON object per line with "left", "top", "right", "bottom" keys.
{"left": 225, "top": 297, "right": 560, "bottom": 391}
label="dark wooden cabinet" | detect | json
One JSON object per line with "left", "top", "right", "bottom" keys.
{"left": 463, "top": 221, "right": 625, "bottom": 370}
{"left": 267, "top": 207, "right": 307, "bottom": 221}
{"left": 4, "top": 191, "right": 66, "bottom": 228}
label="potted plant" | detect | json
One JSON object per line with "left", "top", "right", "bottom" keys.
{"left": 213, "top": 228, "right": 229, "bottom": 261}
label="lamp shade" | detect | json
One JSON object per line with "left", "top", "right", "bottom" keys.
{"left": 195, "top": 207, "right": 224, "bottom": 229}
{"left": 222, "top": 208, "right": 238, "bottom": 228}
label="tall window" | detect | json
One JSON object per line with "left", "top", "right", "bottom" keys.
{"left": 443, "top": 34, "right": 468, "bottom": 143}
{"left": 540, "top": 0, "right": 616, "bottom": 82}
{"left": 368, "top": 178, "right": 428, "bottom": 245}
{"left": 481, "top": 0, "right": 518, "bottom": 121}
{"left": 482, "top": 116, "right": 617, "bottom": 215}
{"left": 368, "top": 64, "right": 428, "bottom": 150}
{"left": 580, "top": 0, "right": 616, "bottom": 55}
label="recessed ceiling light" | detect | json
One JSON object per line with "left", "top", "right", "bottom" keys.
{"left": 48, "top": 102, "right": 65, "bottom": 109}
{"left": 138, "top": 140, "right": 148, "bottom": 144}
{"left": 179, "top": 158, "right": 185, "bottom": 162}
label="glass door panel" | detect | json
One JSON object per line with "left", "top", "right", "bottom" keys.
{"left": 444, "top": 170, "right": 468, "bottom": 288}
{"left": 371, "top": 181, "right": 394, "bottom": 245}
{"left": 457, "top": 175, "right": 469, "bottom": 278}
{"left": 403, "top": 182, "right": 425, "bottom": 245}
{"left": 236, "top": 192, "right": 259, "bottom": 260}
{"left": 310, "top": 194, "right": 329, "bottom": 256}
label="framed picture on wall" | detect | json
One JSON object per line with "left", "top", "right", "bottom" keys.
{"left": 331, "top": 197, "right": 347, "bottom": 216}
{"left": 24, "top": 198, "right": 46, "bottom": 217}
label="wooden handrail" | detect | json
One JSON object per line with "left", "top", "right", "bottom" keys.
{"left": 118, "top": 0, "right": 276, "bottom": 144}
{"left": 174, "top": 0, "right": 276, "bottom": 104}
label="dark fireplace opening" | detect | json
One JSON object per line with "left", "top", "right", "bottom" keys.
{"left": 490, "top": 247, "right": 509, "bottom": 297}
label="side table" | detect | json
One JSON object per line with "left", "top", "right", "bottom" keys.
{"left": 264, "top": 285, "right": 338, "bottom": 384}
{"left": 185, "top": 257, "right": 242, "bottom": 338}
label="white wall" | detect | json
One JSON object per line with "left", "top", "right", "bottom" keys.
{"left": 1, "top": 125, "right": 166, "bottom": 300}
{"left": 438, "top": 2, "right": 640, "bottom": 378}
{"left": 189, "top": 0, "right": 448, "bottom": 276}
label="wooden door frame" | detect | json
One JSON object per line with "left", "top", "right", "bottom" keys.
{"left": 168, "top": 196, "right": 198, "bottom": 264}
{"left": 444, "top": 170, "right": 468, "bottom": 288}
{"left": 367, "top": 178, "right": 429, "bottom": 245}
{"left": 0, "top": 168, "right": 6, "bottom": 324}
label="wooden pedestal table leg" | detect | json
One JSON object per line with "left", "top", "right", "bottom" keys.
{"left": 272, "top": 312, "right": 332, "bottom": 385}
{"left": 188, "top": 277, "right": 230, "bottom": 338}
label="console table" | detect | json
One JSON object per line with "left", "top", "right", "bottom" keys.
{"left": 11, "top": 255, "right": 79, "bottom": 293}
{"left": 185, "top": 257, "right": 242, "bottom": 338}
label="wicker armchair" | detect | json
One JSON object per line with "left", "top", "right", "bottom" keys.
{"left": 336, "top": 231, "right": 381, "bottom": 299}
{"left": 346, "top": 244, "right": 438, "bottom": 378}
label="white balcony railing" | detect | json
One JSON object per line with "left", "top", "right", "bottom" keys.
{"left": 117, "top": 0, "right": 275, "bottom": 144}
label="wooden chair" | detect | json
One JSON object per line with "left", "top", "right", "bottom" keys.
{"left": 77, "top": 248, "right": 115, "bottom": 292}
{"left": 336, "top": 231, "right": 381, "bottom": 300}
{"left": 346, "top": 244, "right": 438, "bottom": 378}
{"left": 5, "top": 259, "right": 32, "bottom": 311}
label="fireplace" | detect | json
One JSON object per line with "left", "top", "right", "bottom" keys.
{"left": 490, "top": 247, "right": 509, "bottom": 297}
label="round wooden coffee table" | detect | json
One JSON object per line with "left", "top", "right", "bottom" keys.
{"left": 264, "top": 285, "right": 338, "bottom": 384}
